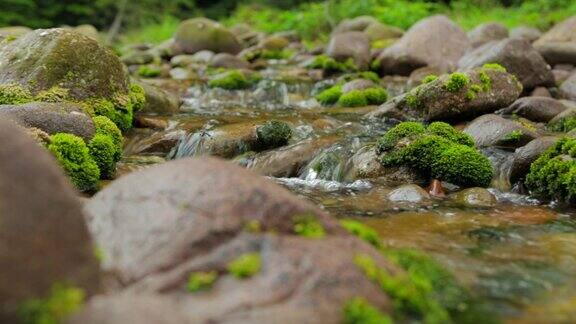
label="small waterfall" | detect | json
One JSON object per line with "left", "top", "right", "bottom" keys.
{"left": 168, "top": 130, "right": 213, "bottom": 159}
{"left": 483, "top": 147, "right": 514, "bottom": 191}
{"left": 300, "top": 144, "right": 348, "bottom": 182}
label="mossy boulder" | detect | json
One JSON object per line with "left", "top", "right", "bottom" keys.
{"left": 256, "top": 120, "right": 292, "bottom": 149}
{"left": 173, "top": 18, "right": 242, "bottom": 55}
{"left": 369, "top": 66, "right": 522, "bottom": 121}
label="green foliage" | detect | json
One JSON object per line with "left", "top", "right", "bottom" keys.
{"left": 129, "top": 83, "right": 146, "bottom": 113}
{"left": 338, "top": 90, "right": 368, "bottom": 108}
{"left": 432, "top": 144, "right": 494, "bottom": 188}
{"left": 343, "top": 297, "right": 393, "bottom": 324}
{"left": 137, "top": 65, "right": 162, "bottom": 78}
{"left": 18, "top": 283, "right": 84, "bottom": 324}
{"left": 549, "top": 116, "right": 576, "bottom": 132}
{"left": 443, "top": 72, "right": 469, "bottom": 93}
{"left": 187, "top": 271, "right": 218, "bottom": 293}
{"left": 208, "top": 70, "right": 250, "bottom": 90}
{"left": 89, "top": 97, "right": 133, "bottom": 132}
{"left": 0, "top": 84, "right": 33, "bottom": 105}
{"left": 256, "top": 120, "right": 292, "bottom": 149}
{"left": 93, "top": 115, "right": 123, "bottom": 160}
{"left": 340, "top": 219, "right": 383, "bottom": 249}
{"left": 363, "top": 87, "right": 388, "bottom": 105}
{"left": 422, "top": 74, "right": 439, "bottom": 84}
{"left": 377, "top": 121, "right": 426, "bottom": 153}
{"left": 35, "top": 86, "right": 69, "bottom": 102}
{"left": 88, "top": 134, "right": 117, "bottom": 179}
{"left": 316, "top": 85, "right": 343, "bottom": 106}
{"left": 48, "top": 133, "right": 100, "bottom": 192}
{"left": 228, "top": 253, "right": 262, "bottom": 279}
{"left": 426, "top": 122, "right": 475, "bottom": 147}
{"left": 293, "top": 214, "right": 326, "bottom": 238}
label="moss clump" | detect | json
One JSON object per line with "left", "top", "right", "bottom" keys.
{"left": 549, "top": 116, "right": 576, "bottom": 132}
{"left": 228, "top": 253, "right": 262, "bottom": 279}
{"left": 308, "top": 55, "right": 357, "bottom": 73}
{"left": 405, "top": 92, "right": 423, "bottom": 110}
{"left": 129, "top": 83, "right": 146, "bottom": 113}
{"left": 526, "top": 138, "right": 576, "bottom": 202}
{"left": 343, "top": 297, "right": 393, "bottom": 324}
{"left": 256, "top": 120, "right": 292, "bottom": 149}
{"left": 432, "top": 144, "right": 494, "bottom": 188}
{"left": 88, "top": 97, "right": 133, "bottom": 132}
{"left": 363, "top": 87, "right": 388, "bottom": 105}
{"left": 48, "top": 133, "right": 100, "bottom": 192}
{"left": 482, "top": 63, "right": 507, "bottom": 72}
{"left": 316, "top": 85, "right": 343, "bottom": 106}
{"left": 465, "top": 84, "right": 482, "bottom": 101}
{"left": 376, "top": 121, "right": 426, "bottom": 153}
{"left": 338, "top": 90, "right": 369, "bottom": 107}
{"left": 18, "top": 283, "right": 84, "bottom": 324}
{"left": 187, "top": 271, "right": 218, "bottom": 293}
{"left": 426, "top": 122, "right": 475, "bottom": 147}
{"left": 479, "top": 71, "right": 492, "bottom": 91}
{"left": 35, "top": 86, "right": 69, "bottom": 102}
{"left": 136, "top": 65, "right": 161, "bottom": 78}
{"left": 88, "top": 134, "right": 117, "bottom": 179}
{"left": 93, "top": 115, "right": 123, "bottom": 159}
{"left": 208, "top": 70, "right": 250, "bottom": 90}
{"left": 294, "top": 214, "right": 326, "bottom": 238}
{"left": 340, "top": 219, "right": 383, "bottom": 249}
{"left": 0, "top": 83, "right": 33, "bottom": 105}
{"left": 443, "top": 72, "right": 469, "bottom": 92}
{"left": 422, "top": 74, "right": 438, "bottom": 84}
{"left": 502, "top": 129, "right": 523, "bottom": 142}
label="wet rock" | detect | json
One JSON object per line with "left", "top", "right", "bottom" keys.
{"left": 450, "top": 187, "right": 497, "bottom": 208}
{"left": 463, "top": 114, "right": 539, "bottom": 149}
{"left": 341, "top": 79, "right": 377, "bottom": 93}
{"left": 209, "top": 53, "right": 251, "bottom": 70}
{"left": 510, "top": 26, "right": 542, "bottom": 43}
{"left": 136, "top": 81, "right": 180, "bottom": 114}
{"left": 326, "top": 32, "right": 371, "bottom": 70}
{"left": 363, "top": 22, "right": 404, "bottom": 42}
{"left": 377, "top": 15, "right": 468, "bottom": 75}
{"left": 0, "top": 28, "right": 129, "bottom": 100}
{"left": 458, "top": 38, "right": 554, "bottom": 90}
{"left": 0, "top": 120, "right": 101, "bottom": 322}
{"left": 0, "top": 102, "right": 95, "bottom": 141}
{"left": 369, "top": 67, "right": 522, "bottom": 121}
{"left": 509, "top": 136, "right": 558, "bottom": 183}
{"left": 560, "top": 72, "right": 576, "bottom": 100}
{"left": 501, "top": 97, "right": 567, "bottom": 122}
{"left": 173, "top": 18, "right": 242, "bottom": 55}
{"left": 534, "top": 16, "right": 576, "bottom": 65}
{"left": 388, "top": 184, "right": 430, "bottom": 203}
{"left": 468, "top": 22, "right": 508, "bottom": 49}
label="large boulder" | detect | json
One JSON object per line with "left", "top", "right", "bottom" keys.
{"left": 368, "top": 66, "right": 522, "bottom": 121}
{"left": 500, "top": 96, "right": 568, "bottom": 122}
{"left": 377, "top": 15, "right": 469, "bottom": 75}
{"left": 0, "top": 120, "right": 101, "bottom": 323}
{"left": 458, "top": 38, "right": 554, "bottom": 90}
{"left": 463, "top": 114, "right": 539, "bottom": 149}
{"left": 83, "top": 157, "right": 398, "bottom": 323}
{"left": 560, "top": 72, "right": 576, "bottom": 101}
{"left": 0, "top": 28, "right": 129, "bottom": 100}
{"left": 326, "top": 32, "right": 371, "bottom": 70}
{"left": 533, "top": 16, "right": 576, "bottom": 65}
{"left": 0, "top": 102, "right": 95, "bottom": 141}
{"left": 468, "top": 22, "right": 508, "bottom": 49}
{"left": 173, "top": 18, "right": 242, "bottom": 55}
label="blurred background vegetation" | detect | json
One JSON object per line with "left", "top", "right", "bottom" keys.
{"left": 2, "top": 0, "right": 576, "bottom": 45}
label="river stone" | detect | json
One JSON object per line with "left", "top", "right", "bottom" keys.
{"left": 500, "top": 97, "right": 567, "bottom": 122}
{"left": 463, "top": 114, "right": 539, "bottom": 148}
{"left": 458, "top": 38, "right": 554, "bottom": 90}
{"left": 451, "top": 187, "right": 497, "bottom": 208}
{"left": 332, "top": 16, "right": 379, "bottom": 34}
{"left": 136, "top": 81, "right": 180, "bottom": 114}
{"left": 209, "top": 53, "right": 251, "bottom": 70}
{"left": 0, "top": 26, "right": 31, "bottom": 37}
{"left": 0, "top": 120, "right": 101, "bottom": 322}
{"left": 121, "top": 50, "right": 156, "bottom": 65}
{"left": 377, "top": 15, "right": 469, "bottom": 75}
{"left": 0, "top": 28, "right": 129, "bottom": 100}
{"left": 341, "top": 78, "right": 377, "bottom": 93}
{"left": 173, "top": 18, "right": 242, "bottom": 55}
{"left": 0, "top": 102, "right": 95, "bottom": 141}
{"left": 510, "top": 26, "right": 542, "bottom": 43}
{"left": 534, "top": 16, "right": 576, "bottom": 65}
{"left": 364, "top": 22, "right": 404, "bottom": 41}
{"left": 387, "top": 184, "right": 430, "bottom": 203}
{"left": 468, "top": 22, "right": 508, "bottom": 49}
{"left": 326, "top": 32, "right": 371, "bottom": 70}
{"left": 530, "top": 86, "right": 552, "bottom": 97}
{"left": 509, "top": 136, "right": 559, "bottom": 183}
{"left": 368, "top": 67, "right": 522, "bottom": 121}
{"left": 560, "top": 72, "right": 576, "bottom": 100}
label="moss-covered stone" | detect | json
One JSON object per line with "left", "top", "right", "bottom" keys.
{"left": 363, "top": 87, "right": 388, "bottom": 105}
{"left": 549, "top": 116, "right": 576, "bottom": 132}
{"left": 338, "top": 90, "right": 369, "bottom": 107}
{"left": 293, "top": 214, "right": 326, "bottom": 238}
{"left": 432, "top": 144, "right": 494, "bottom": 188}
{"left": 343, "top": 297, "right": 393, "bottom": 324}
{"left": 316, "top": 85, "right": 343, "bottom": 106}
{"left": 129, "top": 83, "right": 146, "bottom": 113}
{"left": 18, "top": 283, "right": 84, "bottom": 324}
{"left": 0, "top": 83, "right": 33, "bottom": 105}
{"left": 482, "top": 63, "right": 507, "bottom": 72}
{"left": 422, "top": 74, "right": 439, "bottom": 84}
{"left": 34, "top": 86, "right": 69, "bottom": 103}
{"left": 227, "top": 253, "right": 262, "bottom": 279}
{"left": 377, "top": 121, "right": 426, "bottom": 153}
{"left": 88, "top": 134, "right": 117, "bottom": 179}
{"left": 48, "top": 133, "right": 100, "bottom": 192}
{"left": 208, "top": 70, "right": 250, "bottom": 90}
{"left": 256, "top": 120, "right": 292, "bottom": 149}
{"left": 308, "top": 54, "right": 357, "bottom": 74}
{"left": 137, "top": 65, "right": 162, "bottom": 78}
{"left": 426, "top": 122, "right": 475, "bottom": 147}
{"left": 187, "top": 271, "right": 218, "bottom": 293}
{"left": 174, "top": 17, "right": 242, "bottom": 55}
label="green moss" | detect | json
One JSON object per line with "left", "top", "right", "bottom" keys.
{"left": 426, "top": 122, "right": 475, "bottom": 147}
{"left": 443, "top": 72, "right": 469, "bottom": 92}
{"left": 0, "top": 83, "right": 33, "bottom": 105}
{"left": 294, "top": 213, "right": 326, "bottom": 238}
{"left": 503, "top": 129, "right": 523, "bottom": 142}
{"left": 343, "top": 297, "right": 393, "bottom": 324}
{"left": 208, "top": 70, "right": 250, "bottom": 90}
{"left": 376, "top": 121, "right": 426, "bottom": 153}
{"left": 260, "top": 49, "right": 293, "bottom": 60}
{"left": 465, "top": 84, "right": 483, "bottom": 101}
{"left": 370, "top": 58, "right": 382, "bottom": 72}
{"left": 137, "top": 65, "right": 162, "bottom": 78}
{"left": 340, "top": 219, "right": 383, "bottom": 249}
{"left": 256, "top": 120, "right": 292, "bottom": 149}
{"left": 358, "top": 71, "right": 381, "bottom": 84}
{"left": 422, "top": 74, "right": 438, "bottom": 84}
{"left": 316, "top": 85, "right": 343, "bottom": 106}
{"left": 338, "top": 90, "right": 368, "bottom": 107}
{"left": 88, "top": 97, "right": 132, "bottom": 132}
{"left": 187, "top": 271, "right": 218, "bottom": 293}
{"left": 405, "top": 92, "right": 423, "bottom": 110}
{"left": 308, "top": 55, "right": 357, "bottom": 73}
{"left": 18, "top": 283, "right": 84, "bottom": 324}
{"left": 363, "top": 87, "right": 388, "bottom": 105}
{"left": 35, "top": 86, "right": 69, "bottom": 102}
{"left": 482, "top": 63, "right": 507, "bottom": 73}
{"left": 228, "top": 253, "right": 262, "bottom": 279}
{"left": 88, "top": 134, "right": 117, "bottom": 179}
{"left": 549, "top": 116, "right": 576, "bottom": 132}
{"left": 479, "top": 71, "right": 492, "bottom": 91}
{"left": 92, "top": 115, "right": 123, "bottom": 160}
{"left": 48, "top": 133, "right": 100, "bottom": 192}
{"left": 432, "top": 144, "right": 494, "bottom": 187}
{"left": 129, "top": 83, "right": 146, "bottom": 112}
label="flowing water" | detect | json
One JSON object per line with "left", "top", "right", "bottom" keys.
{"left": 123, "top": 70, "right": 576, "bottom": 322}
